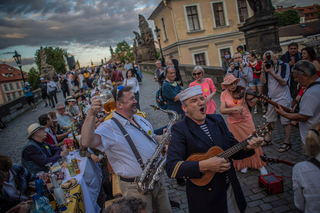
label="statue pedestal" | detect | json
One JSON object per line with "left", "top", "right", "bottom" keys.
{"left": 239, "top": 15, "right": 282, "bottom": 58}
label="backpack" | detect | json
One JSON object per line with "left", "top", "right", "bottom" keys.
{"left": 156, "top": 83, "right": 167, "bottom": 109}
{"left": 53, "top": 75, "right": 59, "bottom": 82}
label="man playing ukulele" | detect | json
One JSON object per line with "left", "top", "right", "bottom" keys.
{"left": 166, "top": 86, "right": 263, "bottom": 213}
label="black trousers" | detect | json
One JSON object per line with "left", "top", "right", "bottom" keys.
{"left": 49, "top": 90, "right": 58, "bottom": 107}
{"left": 62, "top": 89, "right": 69, "bottom": 99}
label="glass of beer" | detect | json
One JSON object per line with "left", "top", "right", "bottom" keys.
{"left": 100, "top": 85, "right": 116, "bottom": 113}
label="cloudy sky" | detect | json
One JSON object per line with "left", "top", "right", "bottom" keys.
{"left": 0, "top": 0, "right": 318, "bottom": 72}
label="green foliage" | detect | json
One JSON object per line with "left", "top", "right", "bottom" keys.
{"left": 101, "top": 59, "right": 104, "bottom": 64}
{"left": 115, "top": 40, "right": 134, "bottom": 63}
{"left": 34, "top": 46, "right": 70, "bottom": 74}
{"left": 156, "top": 50, "right": 161, "bottom": 60}
{"left": 28, "top": 67, "right": 40, "bottom": 90}
{"left": 274, "top": 10, "right": 300, "bottom": 27}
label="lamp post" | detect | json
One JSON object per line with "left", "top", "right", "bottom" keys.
{"left": 13, "top": 50, "right": 26, "bottom": 84}
{"left": 154, "top": 26, "right": 166, "bottom": 67}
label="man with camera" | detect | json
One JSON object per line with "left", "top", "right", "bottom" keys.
{"left": 260, "top": 51, "right": 292, "bottom": 152}
{"left": 226, "top": 53, "right": 253, "bottom": 89}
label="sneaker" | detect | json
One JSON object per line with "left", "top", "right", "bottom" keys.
{"left": 34, "top": 108, "right": 37, "bottom": 111}
{"left": 240, "top": 167, "right": 248, "bottom": 173}
{"left": 49, "top": 102, "right": 51, "bottom": 106}
{"left": 263, "top": 108, "right": 267, "bottom": 113}
{"left": 259, "top": 166, "right": 268, "bottom": 175}
{"left": 51, "top": 106, "right": 55, "bottom": 108}
{"left": 254, "top": 109, "right": 258, "bottom": 114}
{"left": 45, "top": 103, "right": 48, "bottom": 107}
{"left": 169, "top": 200, "right": 180, "bottom": 209}
{"left": 32, "top": 108, "right": 35, "bottom": 112}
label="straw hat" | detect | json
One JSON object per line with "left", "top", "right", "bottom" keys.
{"left": 66, "top": 96, "right": 76, "bottom": 102}
{"left": 221, "top": 74, "right": 240, "bottom": 90}
{"left": 27, "top": 123, "right": 46, "bottom": 139}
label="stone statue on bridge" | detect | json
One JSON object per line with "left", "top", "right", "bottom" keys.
{"left": 133, "top": 14, "right": 157, "bottom": 63}
{"left": 247, "top": 0, "right": 275, "bottom": 19}
{"left": 40, "top": 46, "right": 57, "bottom": 80}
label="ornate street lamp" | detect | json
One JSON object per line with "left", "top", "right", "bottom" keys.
{"left": 154, "top": 26, "right": 166, "bottom": 67}
{"left": 13, "top": 50, "right": 26, "bottom": 84}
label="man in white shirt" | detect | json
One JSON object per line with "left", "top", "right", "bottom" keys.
{"left": 124, "top": 60, "right": 133, "bottom": 72}
{"left": 46, "top": 78, "right": 58, "bottom": 108}
{"left": 56, "top": 103, "right": 72, "bottom": 128}
{"left": 82, "top": 86, "right": 171, "bottom": 213}
{"left": 260, "top": 51, "right": 292, "bottom": 152}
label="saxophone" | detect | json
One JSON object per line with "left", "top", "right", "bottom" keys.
{"left": 135, "top": 105, "right": 178, "bottom": 195}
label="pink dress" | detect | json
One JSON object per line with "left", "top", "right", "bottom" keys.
{"left": 220, "top": 90, "right": 266, "bottom": 170}
{"left": 189, "top": 78, "right": 217, "bottom": 114}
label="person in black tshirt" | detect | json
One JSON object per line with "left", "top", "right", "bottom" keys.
{"left": 60, "top": 75, "right": 69, "bottom": 99}
{"left": 39, "top": 78, "right": 51, "bottom": 107}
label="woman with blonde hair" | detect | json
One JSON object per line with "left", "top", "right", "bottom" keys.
{"left": 293, "top": 121, "right": 320, "bottom": 213}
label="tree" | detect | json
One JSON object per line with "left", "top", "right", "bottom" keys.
{"left": 34, "top": 46, "right": 70, "bottom": 74}
{"left": 274, "top": 9, "right": 300, "bottom": 27}
{"left": 115, "top": 40, "right": 134, "bottom": 63}
{"left": 101, "top": 59, "right": 104, "bottom": 64}
{"left": 28, "top": 67, "right": 40, "bottom": 90}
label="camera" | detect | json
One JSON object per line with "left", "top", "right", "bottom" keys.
{"left": 234, "top": 62, "right": 240, "bottom": 70}
{"left": 265, "top": 52, "right": 274, "bottom": 69}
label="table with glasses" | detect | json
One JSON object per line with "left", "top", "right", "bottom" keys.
{"left": 59, "top": 150, "right": 102, "bottom": 213}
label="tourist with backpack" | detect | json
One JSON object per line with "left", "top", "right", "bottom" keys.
{"left": 161, "top": 66, "right": 184, "bottom": 121}
{"left": 260, "top": 51, "right": 292, "bottom": 152}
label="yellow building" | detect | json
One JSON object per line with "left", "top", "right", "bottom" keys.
{"left": 148, "top": 0, "right": 253, "bottom": 67}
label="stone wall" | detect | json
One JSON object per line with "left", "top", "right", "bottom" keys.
{"left": 139, "top": 63, "right": 225, "bottom": 91}
{"left": 0, "top": 89, "right": 42, "bottom": 123}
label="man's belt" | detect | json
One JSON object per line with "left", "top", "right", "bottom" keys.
{"left": 120, "top": 176, "right": 135, "bottom": 182}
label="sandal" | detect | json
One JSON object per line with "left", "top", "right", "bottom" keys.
{"left": 261, "top": 140, "right": 272, "bottom": 146}
{"left": 278, "top": 143, "right": 291, "bottom": 153}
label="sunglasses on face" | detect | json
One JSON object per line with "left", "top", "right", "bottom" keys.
{"left": 193, "top": 72, "right": 202, "bottom": 76}
{"left": 116, "top": 85, "right": 125, "bottom": 102}
{"left": 57, "top": 107, "right": 65, "bottom": 110}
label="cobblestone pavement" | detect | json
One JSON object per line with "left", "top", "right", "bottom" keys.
{"left": 0, "top": 71, "right": 303, "bottom": 212}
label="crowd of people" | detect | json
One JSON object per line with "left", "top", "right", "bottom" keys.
{"left": 1, "top": 43, "right": 319, "bottom": 213}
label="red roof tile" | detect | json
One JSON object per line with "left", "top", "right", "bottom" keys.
{"left": 0, "top": 64, "right": 28, "bottom": 83}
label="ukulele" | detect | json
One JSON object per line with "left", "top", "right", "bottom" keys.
{"left": 186, "top": 123, "right": 273, "bottom": 186}
{"left": 260, "top": 155, "right": 296, "bottom": 167}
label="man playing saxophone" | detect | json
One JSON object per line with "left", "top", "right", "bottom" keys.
{"left": 82, "top": 85, "right": 171, "bottom": 213}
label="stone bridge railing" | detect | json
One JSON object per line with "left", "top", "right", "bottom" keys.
{"left": 139, "top": 63, "right": 225, "bottom": 92}
{"left": 0, "top": 89, "right": 42, "bottom": 123}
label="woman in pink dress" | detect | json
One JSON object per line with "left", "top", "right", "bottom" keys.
{"left": 220, "top": 74, "right": 267, "bottom": 175}
{"left": 189, "top": 66, "right": 217, "bottom": 114}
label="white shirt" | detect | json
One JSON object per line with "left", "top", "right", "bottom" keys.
{"left": 293, "top": 153, "right": 320, "bottom": 213}
{"left": 267, "top": 63, "right": 292, "bottom": 105}
{"left": 47, "top": 81, "right": 57, "bottom": 93}
{"left": 299, "top": 78, "right": 320, "bottom": 143}
{"left": 123, "top": 77, "right": 139, "bottom": 93}
{"left": 2, "top": 170, "right": 28, "bottom": 201}
{"left": 95, "top": 112, "right": 157, "bottom": 177}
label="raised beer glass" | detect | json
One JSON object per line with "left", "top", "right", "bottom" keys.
{"left": 100, "top": 85, "right": 116, "bottom": 113}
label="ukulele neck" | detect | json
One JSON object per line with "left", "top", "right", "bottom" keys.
{"left": 217, "top": 135, "right": 254, "bottom": 159}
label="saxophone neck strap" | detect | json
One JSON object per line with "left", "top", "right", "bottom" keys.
{"left": 111, "top": 117, "right": 145, "bottom": 169}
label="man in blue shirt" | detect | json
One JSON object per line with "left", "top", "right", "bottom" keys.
{"left": 23, "top": 82, "right": 37, "bottom": 111}
{"left": 162, "top": 66, "right": 185, "bottom": 121}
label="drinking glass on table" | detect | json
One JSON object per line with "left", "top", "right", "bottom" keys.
{"left": 99, "top": 85, "right": 116, "bottom": 113}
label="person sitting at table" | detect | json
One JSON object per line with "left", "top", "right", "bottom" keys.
{"left": 0, "top": 155, "right": 34, "bottom": 212}
{"left": 56, "top": 102, "right": 73, "bottom": 129}
{"left": 21, "top": 123, "right": 69, "bottom": 174}
{"left": 47, "top": 111, "right": 71, "bottom": 142}
{"left": 65, "top": 96, "right": 81, "bottom": 117}
{"left": 38, "top": 114, "right": 67, "bottom": 147}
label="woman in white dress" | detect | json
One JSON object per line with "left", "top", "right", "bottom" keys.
{"left": 123, "top": 69, "right": 140, "bottom": 110}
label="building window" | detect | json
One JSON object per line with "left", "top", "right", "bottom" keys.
{"left": 12, "top": 93, "right": 16, "bottom": 99}
{"left": 311, "top": 13, "right": 314, "bottom": 17}
{"left": 7, "top": 94, "right": 11, "bottom": 101}
{"left": 160, "top": 17, "right": 168, "bottom": 41}
{"left": 194, "top": 53, "right": 206, "bottom": 66}
{"left": 4, "top": 84, "right": 8, "bottom": 91}
{"left": 18, "top": 91, "right": 22, "bottom": 97}
{"left": 299, "top": 9, "right": 304, "bottom": 12}
{"left": 212, "top": 2, "right": 226, "bottom": 27}
{"left": 237, "top": 0, "right": 248, "bottom": 23}
{"left": 9, "top": 83, "right": 13, "bottom": 90}
{"left": 309, "top": 8, "right": 313, "bottom": 11}
{"left": 186, "top": 6, "right": 200, "bottom": 31}
{"left": 21, "top": 82, "right": 24, "bottom": 88}
{"left": 16, "top": 82, "right": 20, "bottom": 89}
{"left": 306, "top": 14, "right": 310, "bottom": 18}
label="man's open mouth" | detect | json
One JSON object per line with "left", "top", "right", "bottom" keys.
{"left": 200, "top": 106, "right": 205, "bottom": 113}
